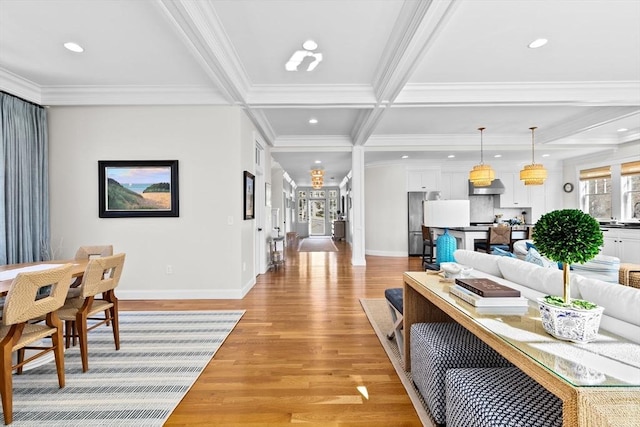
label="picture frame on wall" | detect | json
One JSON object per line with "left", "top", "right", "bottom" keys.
{"left": 244, "top": 171, "right": 255, "bottom": 220}
{"left": 98, "top": 160, "right": 179, "bottom": 218}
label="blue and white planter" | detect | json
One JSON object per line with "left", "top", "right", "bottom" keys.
{"left": 537, "top": 298, "right": 604, "bottom": 344}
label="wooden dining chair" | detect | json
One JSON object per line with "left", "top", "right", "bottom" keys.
{"left": 0, "top": 264, "right": 73, "bottom": 425}
{"left": 421, "top": 225, "right": 435, "bottom": 265}
{"left": 67, "top": 245, "right": 115, "bottom": 337}
{"left": 474, "top": 225, "right": 513, "bottom": 253}
{"left": 74, "top": 245, "right": 113, "bottom": 260}
{"left": 57, "top": 253, "right": 125, "bottom": 372}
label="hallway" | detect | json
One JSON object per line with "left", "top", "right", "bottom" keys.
{"left": 123, "top": 241, "right": 424, "bottom": 425}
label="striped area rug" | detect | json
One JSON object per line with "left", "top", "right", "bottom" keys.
{"left": 7, "top": 310, "right": 244, "bottom": 426}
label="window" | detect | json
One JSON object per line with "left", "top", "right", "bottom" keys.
{"left": 580, "top": 166, "right": 611, "bottom": 219}
{"left": 622, "top": 161, "right": 640, "bottom": 220}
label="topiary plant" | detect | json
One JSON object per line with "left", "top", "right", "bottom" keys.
{"left": 532, "top": 209, "right": 603, "bottom": 306}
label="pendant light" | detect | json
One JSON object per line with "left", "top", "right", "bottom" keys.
{"left": 469, "top": 127, "right": 495, "bottom": 187}
{"left": 311, "top": 168, "right": 324, "bottom": 189}
{"left": 520, "top": 126, "right": 547, "bottom": 185}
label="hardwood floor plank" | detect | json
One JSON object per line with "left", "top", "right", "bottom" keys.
{"left": 121, "top": 240, "right": 424, "bottom": 425}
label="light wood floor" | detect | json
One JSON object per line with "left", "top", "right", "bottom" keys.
{"left": 121, "top": 240, "right": 424, "bottom": 426}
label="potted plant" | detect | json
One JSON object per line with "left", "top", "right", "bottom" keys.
{"left": 532, "top": 209, "right": 604, "bottom": 343}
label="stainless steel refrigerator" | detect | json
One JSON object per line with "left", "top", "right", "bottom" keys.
{"left": 408, "top": 192, "right": 427, "bottom": 256}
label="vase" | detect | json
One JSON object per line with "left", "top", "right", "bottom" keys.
{"left": 537, "top": 298, "right": 604, "bottom": 344}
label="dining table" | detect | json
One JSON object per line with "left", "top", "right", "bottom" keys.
{"left": 0, "top": 259, "right": 88, "bottom": 296}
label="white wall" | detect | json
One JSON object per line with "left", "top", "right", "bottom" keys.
{"left": 364, "top": 163, "right": 407, "bottom": 256}
{"left": 48, "top": 105, "right": 258, "bottom": 299}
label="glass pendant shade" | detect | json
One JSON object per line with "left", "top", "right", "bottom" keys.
{"left": 520, "top": 126, "right": 547, "bottom": 185}
{"left": 469, "top": 127, "right": 495, "bottom": 187}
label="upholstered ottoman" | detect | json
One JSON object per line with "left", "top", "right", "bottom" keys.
{"left": 410, "top": 322, "right": 512, "bottom": 425}
{"left": 445, "top": 367, "right": 562, "bottom": 427}
{"left": 384, "top": 288, "right": 404, "bottom": 357}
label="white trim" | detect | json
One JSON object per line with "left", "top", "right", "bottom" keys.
{"left": 365, "top": 250, "right": 409, "bottom": 257}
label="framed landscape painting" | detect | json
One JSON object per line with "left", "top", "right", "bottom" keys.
{"left": 98, "top": 160, "right": 179, "bottom": 218}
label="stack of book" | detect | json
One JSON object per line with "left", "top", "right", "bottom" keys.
{"left": 450, "top": 278, "right": 529, "bottom": 314}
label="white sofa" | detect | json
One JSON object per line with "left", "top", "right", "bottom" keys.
{"left": 453, "top": 249, "right": 640, "bottom": 344}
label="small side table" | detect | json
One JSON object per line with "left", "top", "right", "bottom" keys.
{"left": 269, "top": 236, "right": 285, "bottom": 269}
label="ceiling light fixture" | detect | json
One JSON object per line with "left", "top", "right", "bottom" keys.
{"left": 494, "top": 154, "right": 502, "bottom": 158}
{"left": 311, "top": 168, "right": 324, "bottom": 189}
{"left": 528, "top": 38, "right": 548, "bottom": 49}
{"left": 64, "top": 42, "right": 84, "bottom": 53}
{"left": 309, "top": 118, "right": 318, "bottom": 124}
{"left": 401, "top": 155, "right": 409, "bottom": 159}
{"left": 302, "top": 40, "right": 318, "bottom": 51}
{"left": 520, "top": 126, "right": 547, "bottom": 186}
{"left": 617, "top": 128, "right": 628, "bottom": 132}
{"left": 469, "top": 127, "right": 495, "bottom": 187}
{"left": 285, "top": 41, "right": 323, "bottom": 72}
{"left": 447, "top": 155, "right": 455, "bottom": 158}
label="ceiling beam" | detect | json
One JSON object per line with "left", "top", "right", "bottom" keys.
{"left": 157, "top": 0, "right": 250, "bottom": 105}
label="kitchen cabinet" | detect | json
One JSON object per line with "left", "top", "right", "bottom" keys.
{"left": 440, "top": 172, "right": 469, "bottom": 200}
{"left": 600, "top": 228, "right": 640, "bottom": 264}
{"left": 407, "top": 169, "right": 440, "bottom": 192}
{"left": 529, "top": 172, "right": 562, "bottom": 223}
{"left": 499, "top": 172, "right": 531, "bottom": 207}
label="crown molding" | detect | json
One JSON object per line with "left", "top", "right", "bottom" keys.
{"left": 244, "top": 108, "right": 276, "bottom": 145}
{"left": 39, "top": 85, "right": 228, "bottom": 106}
{"left": 246, "top": 84, "right": 376, "bottom": 107}
{"left": 157, "top": 0, "right": 251, "bottom": 104}
{"left": 0, "top": 68, "right": 42, "bottom": 105}
{"left": 396, "top": 81, "right": 640, "bottom": 106}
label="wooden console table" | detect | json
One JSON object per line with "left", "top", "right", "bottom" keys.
{"left": 403, "top": 271, "right": 640, "bottom": 427}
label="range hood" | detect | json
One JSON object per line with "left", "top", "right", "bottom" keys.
{"left": 468, "top": 179, "right": 505, "bottom": 195}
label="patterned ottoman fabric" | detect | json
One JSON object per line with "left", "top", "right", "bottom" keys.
{"left": 445, "top": 367, "right": 563, "bottom": 427}
{"left": 410, "top": 322, "right": 512, "bottom": 424}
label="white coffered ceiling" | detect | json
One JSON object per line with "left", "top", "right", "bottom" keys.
{"left": 1, "top": 0, "right": 639, "bottom": 186}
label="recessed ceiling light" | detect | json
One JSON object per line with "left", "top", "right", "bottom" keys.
{"left": 303, "top": 40, "right": 318, "bottom": 51}
{"left": 617, "top": 128, "right": 628, "bottom": 132}
{"left": 494, "top": 154, "right": 502, "bottom": 158}
{"left": 314, "top": 160, "right": 322, "bottom": 164}
{"left": 309, "top": 118, "right": 318, "bottom": 124}
{"left": 447, "top": 154, "right": 455, "bottom": 158}
{"left": 528, "top": 38, "right": 548, "bottom": 49}
{"left": 401, "top": 155, "right": 409, "bottom": 159}
{"left": 542, "top": 154, "right": 550, "bottom": 158}
{"left": 64, "top": 42, "right": 84, "bottom": 53}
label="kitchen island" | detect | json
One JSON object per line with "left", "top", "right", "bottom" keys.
{"left": 431, "top": 225, "right": 530, "bottom": 251}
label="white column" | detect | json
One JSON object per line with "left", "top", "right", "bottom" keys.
{"left": 351, "top": 146, "right": 366, "bottom": 265}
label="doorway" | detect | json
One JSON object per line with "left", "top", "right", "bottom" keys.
{"left": 309, "top": 199, "right": 326, "bottom": 235}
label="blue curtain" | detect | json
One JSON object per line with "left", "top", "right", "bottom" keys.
{"left": 0, "top": 92, "right": 50, "bottom": 265}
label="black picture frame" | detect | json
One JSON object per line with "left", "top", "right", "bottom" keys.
{"left": 98, "top": 160, "right": 179, "bottom": 218}
{"left": 243, "top": 171, "right": 255, "bottom": 220}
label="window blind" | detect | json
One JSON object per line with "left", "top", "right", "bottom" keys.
{"left": 621, "top": 161, "right": 640, "bottom": 176}
{"left": 579, "top": 166, "right": 611, "bottom": 180}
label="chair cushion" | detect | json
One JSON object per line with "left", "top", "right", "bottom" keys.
{"left": 410, "top": 322, "right": 512, "bottom": 424}
{"left": 446, "top": 367, "right": 562, "bottom": 427}
{"left": 384, "top": 288, "right": 403, "bottom": 314}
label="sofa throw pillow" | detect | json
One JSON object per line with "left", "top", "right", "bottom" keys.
{"left": 492, "top": 247, "right": 516, "bottom": 258}
{"left": 525, "top": 247, "right": 556, "bottom": 269}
